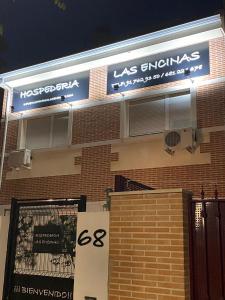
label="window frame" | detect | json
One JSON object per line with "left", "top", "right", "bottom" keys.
{"left": 121, "top": 84, "right": 197, "bottom": 139}
{"left": 17, "top": 109, "right": 73, "bottom": 150}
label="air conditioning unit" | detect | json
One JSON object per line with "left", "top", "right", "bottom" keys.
{"left": 164, "top": 128, "right": 197, "bottom": 154}
{"left": 8, "top": 149, "right": 32, "bottom": 169}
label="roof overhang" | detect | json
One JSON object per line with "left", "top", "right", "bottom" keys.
{"left": 0, "top": 14, "right": 224, "bottom": 88}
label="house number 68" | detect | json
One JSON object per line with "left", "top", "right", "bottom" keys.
{"left": 77, "top": 229, "right": 107, "bottom": 247}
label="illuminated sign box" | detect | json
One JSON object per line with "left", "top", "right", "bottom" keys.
{"left": 107, "top": 42, "right": 210, "bottom": 94}
{"left": 13, "top": 71, "right": 89, "bottom": 112}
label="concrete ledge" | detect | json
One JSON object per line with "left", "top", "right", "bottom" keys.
{"left": 110, "top": 188, "right": 193, "bottom": 197}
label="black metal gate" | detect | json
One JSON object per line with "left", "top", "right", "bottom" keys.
{"left": 189, "top": 199, "right": 225, "bottom": 300}
{"left": 2, "top": 196, "right": 86, "bottom": 300}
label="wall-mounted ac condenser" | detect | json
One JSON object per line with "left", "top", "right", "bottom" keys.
{"left": 8, "top": 149, "right": 31, "bottom": 169}
{"left": 164, "top": 128, "right": 197, "bottom": 154}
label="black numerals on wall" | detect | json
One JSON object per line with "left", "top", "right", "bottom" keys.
{"left": 93, "top": 229, "right": 106, "bottom": 247}
{"left": 77, "top": 229, "right": 107, "bottom": 247}
{"left": 77, "top": 230, "right": 92, "bottom": 246}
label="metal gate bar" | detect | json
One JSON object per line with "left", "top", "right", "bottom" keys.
{"left": 189, "top": 199, "right": 225, "bottom": 300}
{"left": 2, "top": 196, "right": 86, "bottom": 300}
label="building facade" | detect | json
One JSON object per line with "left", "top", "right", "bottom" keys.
{"left": 0, "top": 14, "right": 224, "bottom": 204}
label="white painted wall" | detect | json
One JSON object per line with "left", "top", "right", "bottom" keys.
{"left": 74, "top": 212, "right": 109, "bottom": 300}
{"left": 6, "top": 148, "right": 82, "bottom": 180}
{"left": 86, "top": 201, "right": 105, "bottom": 212}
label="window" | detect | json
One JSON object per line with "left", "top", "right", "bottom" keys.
{"left": 128, "top": 91, "right": 193, "bottom": 137}
{"left": 19, "top": 111, "right": 72, "bottom": 150}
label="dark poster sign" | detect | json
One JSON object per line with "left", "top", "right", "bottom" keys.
{"left": 33, "top": 225, "right": 63, "bottom": 254}
{"left": 0, "top": 87, "right": 5, "bottom": 127}
{"left": 107, "top": 42, "right": 210, "bottom": 94}
{"left": 33, "top": 222, "right": 76, "bottom": 254}
{"left": 13, "top": 274, "right": 73, "bottom": 300}
{"left": 13, "top": 72, "right": 89, "bottom": 112}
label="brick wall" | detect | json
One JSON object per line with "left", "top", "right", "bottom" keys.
{"left": 109, "top": 189, "right": 191, "bottom": 300}
{"left": 72, "top": 103, "right": 120, "bottom": 144}
{"left": 112, "top": 130, "right": 225, "bottom": 199}
{"left": 0, "top": 37, "right": 224, "bottom": 204}
{"left": 1, "top": 127, "right": 224, "bottom": 203}
{"left": 197, "top": 82, "right": 225, "bottom": 128}
{"left": 0, "top": 145, "right": 115, "bottom": 203}
{"left": 89, "top": 66, "right": 107, "bottom": 100}
{"left": 0, "top": 120, "right": 18, "bottom": 152}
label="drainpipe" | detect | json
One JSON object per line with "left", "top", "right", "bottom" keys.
{"left": 0, "top": 84, "right": 12, "bottom": 189}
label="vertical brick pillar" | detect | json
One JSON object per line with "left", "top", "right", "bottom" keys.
{"left": 109, "top": 188, "right": 191, "bottom": 300}
{"left": 89, "top": 66, "right": 107, "bottom": 100}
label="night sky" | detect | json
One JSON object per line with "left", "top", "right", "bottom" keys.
{"left": 0, "top": 0, "right": 223, "bottom": 73}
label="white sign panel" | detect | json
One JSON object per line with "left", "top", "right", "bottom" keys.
{"left": 74, "top": 212, "right": 109, "bottom": 300}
